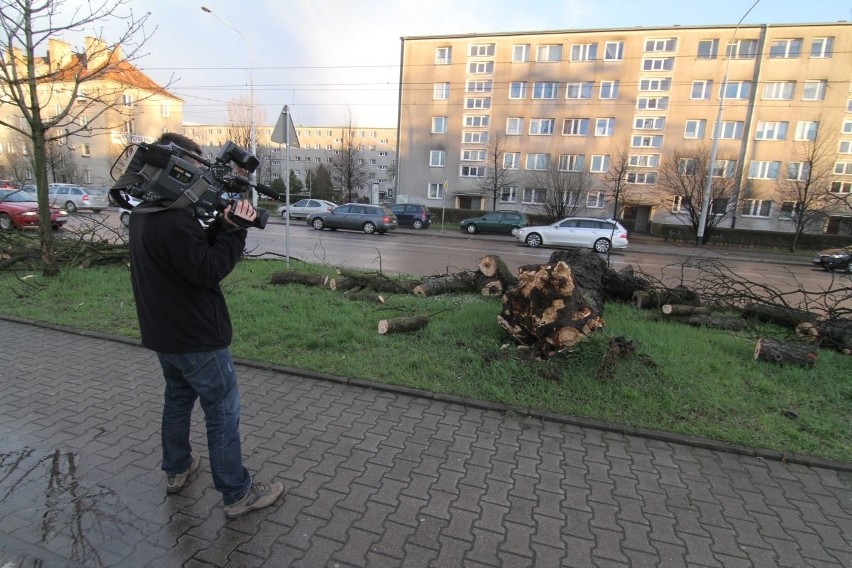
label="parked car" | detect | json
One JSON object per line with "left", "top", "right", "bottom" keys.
{"left": 307, "top": 203, "right": 398, "bottom": 234}
{"left": 48, "top": 184, "right": 109, "bottom": 213}
{"left": 21, "top": 184, "right": 37, "bottom": 193}
{"left": 277, "top": 198, "right": 337, "bottom": 220}
{"left": 119, "top": 196, "right": 143, "bottom": 227}
{"left": 516, "top": 217, "right": 629, "bottom": 253}
{"left": 0, "top": 190, "right": 68, "bottom": 230}
{"left": 391, "top": 204, "right": 432, "bottom": 229}
{"left": 459, "top": 210, "right": 528, "bottom": 236}
{"left": 812, "top": 245, "right": 852, "bottom": 273}
{"left": 0, "top": 179, "right": 20, "bottom": 189}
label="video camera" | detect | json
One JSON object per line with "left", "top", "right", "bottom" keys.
{"left": 110, "top": 140, "right": 281, "bottom": 229}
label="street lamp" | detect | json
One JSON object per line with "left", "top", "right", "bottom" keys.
{"left": 696, "top": 0, "right": 760, "bottom": 245}
{"left": 200, "top": 6, "right": 257, "bottom": 206}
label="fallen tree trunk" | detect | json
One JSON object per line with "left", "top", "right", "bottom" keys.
{"left": 796, "top": 320, "right": 852, "bottom": 354}
{"left": 662, "top": 304, "right": 711, "bottom": 316}
{"left": 602, "top": 265, "right": 650, "bottom": 303}
{"left": 741, "top": 303, "right": 818, "bottom": 330}
{"left": 412, "top": 271, "right": 476, "bottom": 296}
{"left": 478, "top": 255, "right": 518, "bottom": 286}
{"left": 474, "top": 273, "right": 503, "bottom": 297}
{"left": 684, "top": 316, "right": 746, "bottom": 331}
{"left": 754, "top": 338, "right": 819, "bottom": 368}
{"left": 377, "top": 315, "right": 429, "bottom": 335}
{"left": 270, "top": 272, "right": 331, "bottom": 287}
{"left": 332, "top": 272, "right": 416, "bottom": 294}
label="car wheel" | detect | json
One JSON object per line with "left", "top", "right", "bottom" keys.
{"left": 92, "top": 209, "right": 103, "bottom": 213}
{"left": 412, "top": 219, "right": 423, "bottom": 229}
{"left": 466, "top": 224, "right": 478, "bottom": 234}
{"left": 120, "top": 211, "right": 131, "bottom": 226}
{"left": 510, "top": 226, "right": 521, "bottom": 237}
{"left": 312, "top": 218, "right": 325, "bottom": 230}
{"left": 593, "top": 238, "right": 611, "bottom": 253}
{"left": 0, "top": 213, "right": 14, "bottom": 230}
{"left": 64, "top": 201, "right": 77, "bottom": 213}
{"left": 281, "top": 210, "right": 288, "bottom": 220}
{"left": 525, "top": 233, "right": 543, "bottom": 248}
{"left": 363, "top": 222, "right": 376, "bottom": 234}
{"left": 377, "top": 230, "right": 387, "bottom": 234}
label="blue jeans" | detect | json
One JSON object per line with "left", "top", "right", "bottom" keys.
{"left": 157, "top": 349, "right": 251, "bottom": 505}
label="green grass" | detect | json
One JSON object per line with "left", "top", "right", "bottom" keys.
{"left": 1, "top": 259, "right": 850, "bottom": 462}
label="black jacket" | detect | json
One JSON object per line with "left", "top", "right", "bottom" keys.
{"left": 129, "top": 205, "right": 247, "bottom": 353}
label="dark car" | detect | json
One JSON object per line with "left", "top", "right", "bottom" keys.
{"left": 459, "top": 210, "right": 528, "bottom": 236}
{"left": 391, "top": 204, "right": 432, "bottom": 229}
{"left": 0, "top": 190, "right": 68, "bottom": 230}
{"left": 307, "top": 203, "right": 398, "bottom": 234}
{"left": 812, "top": 245, "right": 852, "bottom": 273}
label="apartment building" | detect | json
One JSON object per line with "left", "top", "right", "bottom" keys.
{"left": 0, "top": 37, "right": 183, "bottom": 188}
{"left": 396, "top": 22, "right": 852, "bottom": 235}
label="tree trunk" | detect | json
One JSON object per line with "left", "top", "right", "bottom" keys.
{"left": 377, "top": 315, "right": 429, "bottom": 335}
{"left": 684, "top": 316, "right": 746, "bottom": 331}
{"left": 741, "top": 303, "right": 818, "bottom": 330}
{"left": 270, "top": 272, "right": 331, "bottom": 287}
{"left": 412, "top": 271, "right": 476, "bottom": 296}
{"left": 632, "top": 290, "right": 653, "bottom": 309}
{"left": 602, "top": 265, "right": 650, "bottom": 303}
{"left": 477, "top": 254, "right": 517, "bottom": 286}
{"left": 662, "top": 304, "right": 711, "bottom": 316}
{"left": 474, "top": 273, "right": 503, "bottom": 297}
{"left": 754, "top": 338, "right": 819, "bottom": 368}
{"left": 796, "top": 320, "right": 852, "bottom": 354}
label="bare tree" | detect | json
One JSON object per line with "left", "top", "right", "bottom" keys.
{"left": 474, "top": 131, "right": 516, "bottom": 211}
{"left": 656, "top": 144, "right": 737, "bottom": 244}
{"left": 330, "top": 112, "right": 368, "bottom": 202}
{"left": 600, "top": 145, "right": 637, "bottom": 221}
{"left": 0, "top": 0, "right": 155, "bottom": 274}
{"left": 527, "top": 163, "right": 593, "bottom": 222}
{"left": 225, "top": 94, "right": 266, "bottom": 151}
{"left": 775, "top": 118, "right": 840, "bottom": 251}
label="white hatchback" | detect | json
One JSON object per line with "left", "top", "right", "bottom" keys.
{"left": 277, "top": 198, "right": 336, "bottom": 220}
{"left": 516, "top": 217, "right": 629, "bottom": 253}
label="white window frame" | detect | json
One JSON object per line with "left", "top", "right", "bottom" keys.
{"left": 831, "top": 181, "right": 852, "bottom": 194}
{"left": 802, "top": 80, "right": 827, "bottom": 101}
{"left": 512, "top": 44, "right": 530, "bottom": 62}
{"left": 642, "top": 57, "right": 674, "bottom": 71}
{"left": 468, "top": 43, "right": 495, "bottom": 57}
{"left": 810, "top": 37, "right": 833, "bottom": 58}
{"left": 684, "top": 119, "right": 706, "bottom": 139}
{"left": 467, "top": 61, "right": 494, "bottom": 74}
{"left": 504, "top": 153, "right": 521, "bottom": 169}
{"left": 634, "top": 116, "right": 665, "bottom": 131}
{"left": 463, "top": 114, "right": 489, "bottom": 128}
{"left": 794, "top": 121, "right": 819, "bottom": 141}
{"left": 500, "top": 186, "right": 518, "bottom": 203}
{"left": 644, "top": 38, "right": 677, "bottom": 52}
{"left": 506, "top": 118, "right": 523, "bottom": 135}
{"left": 721, "top": 81, "right": 751, "bottom": 99}
{"left": 525, "top": 154, "right": 551, "bottom": 171}
{"left": 466, "top": 80, "right": 493, "bottom": 93}
{"left": 841, "top": 141, "right": 852, "bottom": 154}
{"left": 762, "top": 81, "right": 795, "bottom": 100}
{"left": 565, "top": 82, "right": 593, "bottom": 100}
{"left": 558, "top": 154, "right": 585, "bottom": 172}
{"left": 604, "top": 41, "right": 624, "bottom": 61}
{"left": 464, "top": 97, "right": 491, "bottom": 109}
{"left": 432, "top": 116, "right": 447, "bottom": 134}
{"left": 461, "top": 149, "right": 487, "bottom": 161}
{"left": 787, "top": 162, "right": 810, "bottom": 181}
{"left": 532, "top": 82, "right": 559, "bottom": 99}
{"left": 639, "top": 77, "right": 672, "bottom": 92}
{"left": 713, "top": 160, "right": 736, "bottom": 178}
{"left": 691, "top": 80, "right": 713, "bottom": 100}
{"left": 586, "top": 191, "right": 606, "bottom": 208}
{"left": 590, "top": 155, "right": 610, "bottom": 173}
{"left": 536, "top": 44, "right": 562, "bottom": 62}
{"left": 627, "top": 172, "right": 657, "bottom": 185}
{"left": 780, "top": 201, "right": 802, "bottom": 219}
{"left": 433, "top": 83, "right": 450, "bottom": 100}
{"left": 428, "top": 182, "right": 444, "bottom": 199}
{"left": 740, "top": 199, "right": 772, "bottom": 217}
{"left": 529, "top": 118, "right": 555, "bottom": 135}
{"left": 714, "top": 121, "right": 744, "bottom": 140}
{"left": 562, "top": 118, "right": 589, "bottom": 136}
{"left": 570, "top": 43, "right": 598, "bottom": 62}
{"left": 843, "top": 120, "right": 852, "bottom": 135}
{"left": 835, "top": 161, "right": 852, "bottom": 175}
{"left": 459, "top": 165, "right": 486, "bottom": 178}
{"left": 629, "top": 154, "right": 660, "bottom": 168}
{"left": 595, "top": 118, "right": 615, "bottom": 137}
{"left": 755, "top": 121, "right": 788, "bottom": 141}
{"left": 768, "top": 38, "right": 802, "bottom": 59}
{"left": 726, "top": 39, "right": 758, "bottom": 59}
{"left": 697, "top": 39, "right": 718, "bottom": 59}
{"left": 631, "top": 135, "right": 664, "bottom": 148}
{"left": 509, "top": 81, "right": 527, "bottom": 99}
{"left": 462, "top": 131, "right": 489, "bottom": 144}
{"left": 636, "top": 97, "right": 669, "bottom": 110}
{"left": 748, "top": 161, "right": 781, "bottom": 180}
{"left": 429, "top": 150, "right": 445, "bottom": 167}
{"left": 599, "top": 81, "right": 619, "bottom": 99}
{"left": 436, "top": 47, "right": 452, "bottom": 64}
{"left": 522, "top": 188, "right": 547, "bottom": 204}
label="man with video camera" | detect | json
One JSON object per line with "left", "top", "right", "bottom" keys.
{"left": 127, "top": 132, "right": 284, "bottom": 519}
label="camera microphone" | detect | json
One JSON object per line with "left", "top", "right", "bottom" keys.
{"left": 254, "top": 182, "right": 281, "bottom": 201}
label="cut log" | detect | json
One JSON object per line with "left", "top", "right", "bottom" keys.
{"left": 474, "top": 273, "right": 503, "bottom": 297}
{"left": 602, "top": 265, "right": 651, "bottom": 303}
{"left": 662, "top": 304, "right": 711, "bottom": 316}
{"left": 478, "top": 255, "right": 518, "bottom": 286}
{"left": 270, "top": 272, "right": 330, "bottom": 287}
{"left": 633, "top": 290, "right": 653, "bottom": 309}
{"left": 377, "top": 315, "right": 429, "bottom": 335}
{"left": 796, "top": 320, "right": 852, "bottom": 354}
{"left": 742, "top": 304, "right": 818, "bottom": 330}
{"left": 344, "top": 291, "right": 386, "bottom": 303}
{"left": 684, "top": 316, "right": 746, "bottom": 331}
{"left": 754, "top": 338, "right": 819, "bottom": 368}
{"left": 413, "top": 271, "right": 476, "bottom": 296}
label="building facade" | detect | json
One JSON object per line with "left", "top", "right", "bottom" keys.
{"left": 396, "top": 22, "right": 852, "bottom": 235}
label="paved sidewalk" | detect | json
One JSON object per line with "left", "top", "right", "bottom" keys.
{"left": 0, "top": 318, "right": 850, "bottom": 567}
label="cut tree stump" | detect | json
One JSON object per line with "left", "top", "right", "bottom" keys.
{"left": 478, "top": 255, "right": 518, "bottom": 286}
{"left": 796, "top": 320, "right": 852, "bottom": 354}
{"left": 377, "top": 315, "right": 429, "bottom": 335}
{"left": 754, "top": 338, "right": 819, "bottom": 368}
{"left": 662, "top": 304, "right": 711, "bottom": 316}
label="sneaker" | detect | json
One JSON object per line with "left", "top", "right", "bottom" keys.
{"left": 224, "top": 481, "right": 284, "bottom": 519}
{"left": 166, "top": 451, "right": 201, "bottom": 494}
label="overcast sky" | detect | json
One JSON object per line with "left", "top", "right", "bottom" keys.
{"left": 58, "top": 0, "right": 851, "bottom": 128}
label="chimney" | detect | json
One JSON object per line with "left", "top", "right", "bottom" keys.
{"left": 84, "top": 37, "right": 121, "bottom": 69}
{"left": 47, "top": 38, "right": 73, "bottom": 70}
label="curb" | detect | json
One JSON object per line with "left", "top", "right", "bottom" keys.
{"left": 2, "top": 313, "right": 850, "bottom": 473}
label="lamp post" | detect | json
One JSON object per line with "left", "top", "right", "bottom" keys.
{"left": 201, "top": 6, "right": 257, "bottom": 206}
{"left": 696, "top": 0, "right": 760, "bottom": 245}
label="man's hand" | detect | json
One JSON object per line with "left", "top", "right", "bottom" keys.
{"left": 223, "top": 199, "right": 258, "bottom": 227}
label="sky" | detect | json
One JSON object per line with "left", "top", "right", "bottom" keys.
{"left": 56, "top": 0, "right": 851, "bottom": 128}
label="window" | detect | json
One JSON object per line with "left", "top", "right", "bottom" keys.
{"left": 843, "top": 120, "right": 852, "bottom": 135}
{"left": 684, "top": 119, "right": 706, "bottom": 139}
{"left": 562, "top": 191, "right": 580, "bottom": 207}
{"left": 428, "top": 182, "right": 444, "bottom": 199}
{"left": 83, "top": 170, "right": 91, "bottom": 183}
{"left": 81, "top": 143, "right": 91, "bottom": 157}
{"left": 627, "top": 172, "right": 657, "bottom": 184}
{"left": 590, "top": 155, "right": 610, "bottom": 172}
{"left": 726, "top": 39, "right": 758, "bottom": 59}
{"left": 464, "top": 97, "right": 491, "bottom": 109}
{"left": 526, "top": 154, "right": 550, "bottom": 170}
{"left": 636, "top": 97, "right": 669, "bottom": 110}
{"left": 787, "top": 162, "right": 811, "bottom": 181}
{"left": 562, "top": 118, "right": 589, "bottom": 136}
{"left": 432, "top": 117, "right": 447, "bottom": 134}
{"left": 697, "top": 39, "right": 718, "bottom": 59}
{"left": 712, "top": 198, "right": 729, "bottom": 215}
{"left": 841, "top": 141, "right": 852, "bottom": 154}
{"left": 691, "top": 80, "right": 713, "bottom": 99}
{"left": 740, "top": 199, "right": 772, "bottom": 217}
{"left": 763, "top": 81, "right": 795, "bottom": 100}
{"left": 780, "top": 201, "right": 802, "bottom": 219}
{"left": 429, "top": 150, "right": 445, "bottom": 167}
{"left": 506, "top": 118, "right": 523, "bottom": 135}
{"left": 755, "top": 121, "right": 788, "bottom": 141}
{"left": 634, "top": 116, "right": 665, "bottom": 130}
{"left": 462, "top": 131, "right": 488, "bottom": 144}
{"left": 469, "top": 43, "right": 495, "bottom": 57}
{"left": 512, "top": 44, "right": 530, "bottom": 62}
{"left": 565, "top": 82, "right": 593, "bottom": 99}
{"left": 530, "top": 118, "right": 555, "bottom": 135}
{"left": 794, "top": 121, "right": 818, "bottom": 141}
{"left": 460, "top": 165, "right": 486, "bottom": 177}
{"left": 642, "top": 57, "right": 674, "bottom": 71}
{"left": 558, "top": 154, "right": 585, "bottom": 172}
{"left": 639, "top": 78, "right": 672, "bottom": 92}
{"left": 831, "top": 181, "right": 852, "bottom": 194}
{"left": 461, "top": 149, "right": 486, "bottom": 161}
{"left": 714, "top": 121, "right": 744, "bottom": 140}
{"left": 523, "top": 188, "right": 547, "bottom": 204}
{"left": 644, "top": 38, "right": 677, "bottom": 52}
{"left": 532, "top": 82, "right": 558, "bottom": 99}
{"left": 721, "top": 81, "right": 751, "bottom": 99}
{"left": 595, "top": 118, "right": 615, "bottom": 136}
{"left": 632, "top": 135, "right": 663, "bottom": 148}
{"left": 604, "top": 41, "right": 624, "bottom": 60}
{"left": 463, "top": 115, "right": 489, "bottom": 128}
{"left": 600, "top": 81, "right": 619, "bottom": 99}
{"left": 466, "top": 80, "right": 493, "bottom": 93}
{"left": 835, "top": 161, "right": 852, "bottom": 175}
{"left": 570, "top": 43, "right": 597, "bottom": 61}
{"left": 586, "top": 191, "right": 606, "bottom": 208}
{"left": 467, "top": 61, "right": 494, "bottom": 74}
{"left": 500, "top": 186, "right": 517, "bottom": 203}
{"left": 748, "top": 161, "right": 781, "bottom": 179}
{"left": 509, "top": 81, "right": 527, "bottom": 99}
{"left": 122, "top": 94, "right": 133, "bottom": 107}
{"left": 810, "top": 37, "right": 833, "bottom": 58}
{"left": 161, "top": 103, "right": 169, "bottom": 117}
{"left": 802, "top": 80, "right": 827, "bottom": 101}
{"left": 436, "top": 47, "right": 452, "bottom": 64}
{"left": 504, "top": 153, "right": 520, "bottom": 169}
{"left": 678, "top": 158, "right": 699, "bottom": 175}
{"left": 630, "top": 154, "right": 660, "bottom": 168}
{"left": 672, "top": 195, "right": 691, "bottom": 213}
{"left": 537, "top": 44, "right": 562, "bottom": 62}
{"left": 433, "top": 83, "right": 450, "bottom": 100}
{"left": 769, "top": 39, "right": 802, "bottom": 58}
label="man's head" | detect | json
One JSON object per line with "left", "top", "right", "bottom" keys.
{"left": 155, "top": 132, "right": 202, "bottom": 156}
